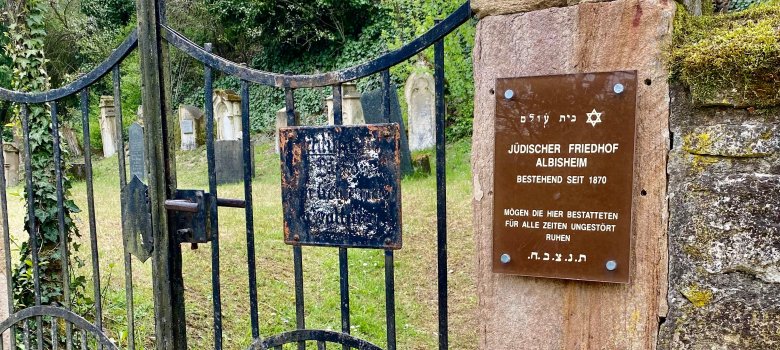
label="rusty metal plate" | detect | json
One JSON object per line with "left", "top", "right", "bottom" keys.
{"left": 121, "top": 176, "right": 154, "bottom": 262}
{"left": 280, "top": 124, "right": 402, "bottom": 249}
{"left": 492, "top": 71, "right": 638, "bottom": 283}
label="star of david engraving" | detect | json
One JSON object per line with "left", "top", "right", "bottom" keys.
{"left": 586, "top": 109, "right": 602, "bottom": 127}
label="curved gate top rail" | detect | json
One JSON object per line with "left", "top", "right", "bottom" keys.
{"left": 163, "top": 1, "right": 471, "bottom": 88}
{"left": 0, "top": 30, "right": 138, "bottom": 104}
{"left": 0, "top": 1, "right": 470, "bottom": 104}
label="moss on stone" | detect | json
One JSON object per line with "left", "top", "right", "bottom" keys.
{"left": 671, "top": 0, "right": 780, "bottom": 107}
{"left": 681, "top": 284, "right": 714, "bottom": 307}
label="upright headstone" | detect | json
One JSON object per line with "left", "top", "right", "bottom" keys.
{"left": 213, "top": 90, "right": 242, "bottom": 141}
{"left": 99, "top": 96, "right": 118, "bottom": 157}
{"left": 327, "top": 83, "right": 365, "bottom": 125}
{"left": 360, "top": 85, "right": 413, "bottom": 176}
{"left": 405, "top": 68, "right": 436, "bottom": 151}
{"left": 275, "top": 107, "right": 299, "bottom": 154}
{"left": 215, "top": 140, "right": 254, "bottom": 184}
{"left": 179, "top": 105, "right": 205, "bottom": 150}
{"left": 2, "top": 143, "right": 19, "bottom": 187}
{"left": 128, "top": 123, "right": 146, "bottom": 182}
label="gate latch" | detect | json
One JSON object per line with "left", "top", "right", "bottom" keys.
{"left": 165, "top": 189, "right": 245, "bottom": 247}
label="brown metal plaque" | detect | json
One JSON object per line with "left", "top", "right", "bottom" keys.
{"left": 280, "top": 124, "right": 402, "bottom": 249}
{"left": 492, "top": 71, "right": 637, "bottom": 283}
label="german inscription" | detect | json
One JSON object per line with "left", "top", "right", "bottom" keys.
{"left": 493, "top": 71, "right": 637, "bottom": 283}
{"left": 280, "top": 124, "right": 402, "bottom": 249}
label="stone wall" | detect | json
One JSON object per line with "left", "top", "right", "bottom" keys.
{"left": 659, "top": 86, "right": 780, "bottom": 348}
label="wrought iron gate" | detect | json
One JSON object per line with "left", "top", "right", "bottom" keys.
{"left": 0, "top": 0, "right": 472, "bottom": 349}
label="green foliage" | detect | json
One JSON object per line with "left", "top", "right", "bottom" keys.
{"left": 176, "top": 0, "right": 475, "bottom": 140}
{"left": 671, "top": 0, "right": 780, "bottom": 106}
{"left": 177, "top": 1, "right": 391, "bottom": 133}
{"left": 0, "top": 21, "right": 10, "bottom": 88}
{"left": 204, "top": 0, "right": 384, "bottom": 58}
{"left": 383, "top": 0, "right": 476, "bottom": 140}
{"left": 80, "top": 0, "right": 135, "bottom": 29}
{"left": 2, "top": 0, "right": 88, "bottom": 312}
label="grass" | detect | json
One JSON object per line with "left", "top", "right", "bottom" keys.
{"left": 6, "top": 136, "right": 476, "bottom": 349}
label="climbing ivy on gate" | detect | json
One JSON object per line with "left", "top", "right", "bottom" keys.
{"left": 2, "top": 0, "right": 89, "bottom": 314}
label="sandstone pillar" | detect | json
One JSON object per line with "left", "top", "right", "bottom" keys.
{"left": 471, "top": 0, "right": 674, "bottom": 348}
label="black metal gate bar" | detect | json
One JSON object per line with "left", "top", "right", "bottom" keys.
{"left": 284, "top": 83, "right": 307, "bottom": 350}
{"left": 239, "top": 79, "right": 261, "bottom": 341}
{"left": 136, "top": 0, "right": 188, "bottom": 345}
{"left": 203, "top": 42, "right": 224, "bottom": 350}
{"left": 22, "top": 319, "right": 29, "bottom": 348}
{"left": 381, "top": 68, "right": 398, "bottom": 350}
{"left": 338, "top": 246, "right": 350, "bottom": 350}
{"left": 331, "top": 83, "right": 351, "bottom": 350}
{"left": 0, "top": 108, "right": 16, "bottom": 349}
{"left": 50, "top": 100, "right": 75, "bottom": 348}
{"left": 434, "top": 25, "right": 449, "bottom": 350}
{"left": 80, "top": 88, "right": 104, "bottom": 350}
{"left": 21, "top": 103, "right": 45, "bottom": 350}
{"left": 112, "top": 64, "right": 137, "bottom": 350}
{"left": 50, "top": 317, "right": 56, "bottom": 350}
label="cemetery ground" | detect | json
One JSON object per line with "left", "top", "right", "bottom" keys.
{"left": 5, "top": 136, "right": 476, "bottom": 349}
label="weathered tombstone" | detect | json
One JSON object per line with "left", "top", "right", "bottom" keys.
{"left": 215, "top": 140, "right": 254, "bottom": 184}
{"left": 2, "top": 143, "right": 19, "bottom": 187}
{"left": 275, "top": 107, "right": 299, "bottom": 154}
{"left": 213, "top": 90, "right": 242, "bottom": 141}
{"left": 405, "top": 68, "right": 436, "bottom": 151}
{"left": 360, "top": 85, "right": 413, "bottom": 176}
{"left": 99, "top": 96, "right": 118, "bottom": 157}
{"left": 326, "top": 83, "right": 365, "bottom": 125}
{"left": 128, "top": 123, "right": 146, "bottom": 182}
{"left": 179, "top": 105, "right": 205, "bottom": 151}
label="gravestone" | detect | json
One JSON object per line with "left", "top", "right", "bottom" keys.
{"left": 360, "top": 85, "right": 413, "bottom": 176}
{"left": 405, "top": 68, "right": 436, "bottom": 151}
{"left": 326, "top": 83, "right": 365, "bottom": 125}
{"left": 128, "top": 123, "right": 146, "bottom": 182}
{"left": 179, "top": 105, "right": 205, "bottom": 151}
{"left": 275, "top": 107, "right": 299, "bottom": 154}
{"left": 213, "top": 90, "right": 242, "bottom": 141}
{"left": 2, "top": 143, "right": 19, "bottom": 187}
{"left": 99, "top": 96, "right": 118, "bottom": 157}
{"left": 215, "top": 140, "right": 254, "bottom": 184}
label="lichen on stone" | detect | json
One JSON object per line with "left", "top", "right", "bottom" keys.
{"left": 670, "top": 0, "right": 780, "bottom": 107}
{"left": 681, "top": 284, "right": 714, "bottom": 307}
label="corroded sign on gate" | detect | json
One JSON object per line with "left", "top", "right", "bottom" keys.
{"left": 280, "top": 124, "right": 402, "bottom": 249}
{"left": 492, "top": 71, "right": 637, "bottom": 283}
